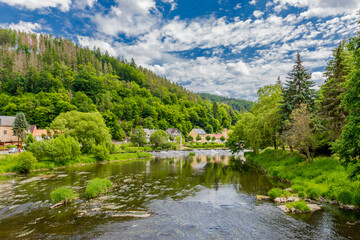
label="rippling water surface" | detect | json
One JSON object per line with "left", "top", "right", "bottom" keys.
{"left": 0, "top": 150, "right": 359, "bottom": 239}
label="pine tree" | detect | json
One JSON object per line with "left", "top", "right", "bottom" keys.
{"left": 212, "top": 102, "right": 219, "bottom": 120}
{"left": 12, "top": 112, "right": 29, "bottom": 144}
{"left": 319, "top": 42, "right": 348, "bottom": 141}
{"left": 279, "top": 53, "right": 316, "bottom": 128}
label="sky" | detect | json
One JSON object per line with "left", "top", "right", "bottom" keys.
{"left": 0, "top": 0, "right": 359, "bottom": 100}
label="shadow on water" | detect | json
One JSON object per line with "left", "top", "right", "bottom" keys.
{"left": 0, "top": 150, "right": 359, "bottom": 239}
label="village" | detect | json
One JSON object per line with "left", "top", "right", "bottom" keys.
{"left": 0, "top": 115, "right": 229, "bottom": 152}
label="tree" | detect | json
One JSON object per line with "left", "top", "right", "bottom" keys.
{"left": 334, "top": 33, "right": 360, "bottom": 164}
{"left": 131, "top": 126, "right": 147, "bottom": 146}
{"left": 282, "top": 104, "right": 316, "bottom": 163}
{"left": 187, "top": 135, "right": 194, "bottom": 142}
{"left": 206, "top": 135, "right": 211, "bottom": 141}
{"left": 279, "top": 53, "right": 316, "bottom": 130}
{"left": 212, "top": 136, "right": 216, "bottom": 141}
{"left": 12, "top": 112, "right": 29, "bottom": 144}
{"left": 150, "top": 130, "right": 169, "bottom": 148}
{"left": 50, "top": 111, "right": 113, "bottom": 153}
{"left": 196, "top": 135, "right": 202, "bottom": 141}
{"left": 212, "top": 102, "right": 219, "bottom": 120}
{"left": 220, "top": 136, "right": 225, "bottom": 142}
{"left": 24, "top": 133, "right": 36, "bottom": 150}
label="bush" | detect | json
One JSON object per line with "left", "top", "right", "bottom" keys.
{"left": 291, "top": 184, "right": 304, "bottom": 192}
{"left": 282, "top": 190, "right": 291, "bottom": 198}
{"left": 337, "top": 190, "right": 352, "bottom": 205}
{"left": 136, "top": 152, "right": 152, "bottom": 158}
{"left": 50, "top": 187, "right": 76, "bottom": 204}
{"left": 84, "top": 178, "right": 113, "bottom": 198}
{"left": 150, "top": 130, "right": 169, "bottom": 148}
{"left": 286, "top": 200, "right": 310, "bottom": 212}
{"left": 29, "top": 135, "right": 81, "bottom": 164}
{"left": 189, "top": 152, "right": 196, "bottom": 156}
{"left": 91, "top": 144, "right": 110, "bottom": 161}
{"left": 268, "top": 188, "right": 283, "bottom": 200}
{"left": 298, "top": 191, "right": 305, "bottom": 198}
{"left": 16, "top": 152, "right": 37, "bottom": 173}
{"left": 6, "top": 145, "right": 17, "bottom": 149}
{"left": 306, "top": 187, "right": 321, "bottom": 199}
{"left": 353, "top": 188, "right": 360, "bottom": 206}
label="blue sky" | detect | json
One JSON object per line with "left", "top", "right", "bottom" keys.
{"left": 0, "top": 0, "right": 359, "bottom": 100}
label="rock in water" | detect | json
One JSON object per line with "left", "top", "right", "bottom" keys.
{"left": 256, "top": 195, "right": 270, "bottom": 201}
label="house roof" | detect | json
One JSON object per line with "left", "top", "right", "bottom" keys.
{"left": 0, "top": 116, "right": 16, "bottom": 126}
{"left": 29, "top": 125, "right": 36, "bottom": 134}
{"left": 192, "top": 129, "right": 206, "bottom": 135}
{"left": 166, "top": 128, "right": 181, "bottom": 136}
{"left": 143, "top": 128, "right": 157, "bottom": 136}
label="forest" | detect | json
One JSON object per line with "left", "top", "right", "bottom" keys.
{"left": 198, "top": 93, "right": 253, "bottom": 111}
{"left": 0, "top": 29, "right": 240, "bottom": 140}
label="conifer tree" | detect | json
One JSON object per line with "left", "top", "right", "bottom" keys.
{"left": 279, "top": 53, "right": 315, "bottom": 128}
{"left": 12, "top": 112, "right": 29, "bottom": 143}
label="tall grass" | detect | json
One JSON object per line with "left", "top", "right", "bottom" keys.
{"left": 246, "top": 149, "right": 360, "bottom": 207}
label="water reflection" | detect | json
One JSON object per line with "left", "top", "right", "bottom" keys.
{"left": 0, "top": 151, "right": 359, "bottom": 239}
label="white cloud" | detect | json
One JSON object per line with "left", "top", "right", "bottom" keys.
{"left": 0, "top": 0, "right": 72, "bottom": 12}
{"left": 249, "top": 0, "right": 257, "bottom": 5}
{"left": 234, "top": 4, "right": 241, "bottom": 10}
{"left": 77, "top": 36, "right": 117, "bottom": 57}
{"left": 74, "top": 0, "right": 97, "bottom": 9}
{"left": 253, "top": 10, "right": 264, "bottom": 18}
{"left": 161, "top": 0, "right": 177, "bottom": 11}
{"left": 273, "top": 0, "right": 360, "bottom": 17}
{"left": 0, "top": 21, "right": 42, "bottom": 32}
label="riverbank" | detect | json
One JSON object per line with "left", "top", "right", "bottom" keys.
{"left": 0, "top": 152, "right": 153, "bottom": 175}
{"left": 245, "top": 149, "right": 360, "bottom": 208}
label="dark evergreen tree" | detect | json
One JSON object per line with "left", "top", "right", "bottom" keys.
{"left": 12, "top": 112, "right": 29, "bottom": 142}
{"left": 319, "top": 41, "right": 348, "bottom": 141}
{"left": 279, "top": 53, "right": 315, "bottom": 129}
{"left": 212, "top": 102, "right": 219, "bottom": 120}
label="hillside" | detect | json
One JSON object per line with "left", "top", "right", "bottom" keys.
{"left": 0, "top": 29, "right": 240, "bottom": 139}
{"left": 199, "top": 93, "right": 253, "bottom": 111}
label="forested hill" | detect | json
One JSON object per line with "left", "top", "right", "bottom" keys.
{"left": 199, "top": 93, "right": 253, "bottom": 111}
{"left": 0, "top": 29, "right": 240, "bottom": 140}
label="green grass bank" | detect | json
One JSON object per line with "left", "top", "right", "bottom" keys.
{"left": 246, "top": 149, "right": 360, "bottom": 207}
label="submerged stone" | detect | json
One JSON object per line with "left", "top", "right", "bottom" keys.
{"left": 111, "top": 211, "right": 151, "bottom": 218}
{"left": 278, "top": 203, "right": 321, "bottom": 213}
{"left": 256, "top": 195, "right": 270, "bottom": 201}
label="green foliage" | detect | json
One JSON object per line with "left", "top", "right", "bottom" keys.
{"left": 84, "top": 178, "right": 113, "bottom": 199}
{"left": 50, "top": 111, "right": 112, "bottom": 153}
{"left": 268, "top": 188, "right": 283, "bottom": 200}
{"left": 306, "top": 187, "right": 321, "bottom": 199}
{"left": 12, "top": 112, "right": 29, "bottom": 141}
{"left": 28, "top": 135, "right": 81, "bottom": 164}
{"left": 298, "top": 191, "right": 305, "bottom": 198}
{"left": 220, "top": 136, "right": 225, "bottom": 142}
{"left": 199, "top": 93, "right": 253, "bottom": 111}
{"left": 16, "top": 151, "right": 37, "bottom": 173}
{"left": 337, "top": 189, "right": 352, "bottom": 205}
{"left": 130, "top": 126, "right": 147, "bottom": 147}
{"left": 136, "top": 152, "right": 152, "bottom": 158}
{"left": 206, "top": 135, "right": 211, "bottom": 141}
{"left": 285, "top": 200, "right": 311, "bottom": 212}
{"left": 150, "top": 130, "right": 169, "bottom": 148}
{"left": 189, "top": 152, "right": 196, "bottom": 156}
{"left": 50, "top": 187, "right": 76, "bottom": 204}
{"left": 6, "top": 145, "right": 17, "bottom": 149}
{"left": 91, "top": 144, "right": 110, "bottom": 161}
{"left": 196, "top": 135, "right": 202, "bottom": 141}
{"left": 24, "top": 133, "right": 35, "bottom": 150}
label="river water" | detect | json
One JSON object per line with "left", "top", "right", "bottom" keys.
{"left": 0, "top": 150, "right": 359, "bottom": 239}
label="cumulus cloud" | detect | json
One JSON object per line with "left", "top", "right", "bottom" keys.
{"left": 0, "top": 21, "right": 42, "bottom": 32}
{"left": 0, "top": 0, "right": 72, "bottom": 12}
{"left": 253, "top": 10, "right": 264, "bottom": 18}
{"left": 74, "top": 0, "right": 97, "bottom": 9}
{"left": 77, "top": 36, "right": 117, "bottom": 56}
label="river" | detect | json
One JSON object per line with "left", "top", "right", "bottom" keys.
{"left": 0, "top": 150, "right": 359, "bottom": 239}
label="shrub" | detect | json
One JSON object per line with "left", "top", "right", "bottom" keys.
{"left": 6, "top": 145, "right": 17, "bottom": 149}
{"left": 353, "top": 188, "right": 360, "bottom": 206}
{"left": 150, "top": 130, "right": 169, "bottom": 148}
{"left": 189, "top": 152, "right": 196, "bottom": 156}
{"left": 285, "top": 200, "right": 310, "bottom": 212}
{"left": 84, "top": 178, "right": 113, "bottom": 198}
{"left": 291, "top": 185, "right": 305, "bottom": 192}
{"left": 91, "top": 144, "right": 110, "bottom": 161}
{"left": 268, "top": 188, "right": 283, "bottom": 200}
{"left": 337, "top": 190, "right": 352, "bottom": 205}
{"left": 282, "top": 190, "right": 291, "bottom": 198}
{"left": 16, "top": 152, "right": 37, "bottom": 173}
{"left": 298, "top": 191, "right": 306, "bottom": 198}
{"left": 306, "top": 187, "right": 321, "bottom": 199}
{"left": 50, "top": 187, "right": 76, "bottom": 204}
{"left": 136, "top": 152, "right": 152, "bottom": 158}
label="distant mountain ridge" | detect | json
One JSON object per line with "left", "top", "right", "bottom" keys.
{"left": 199, "top": 93, "right": 252, "bottom": 111}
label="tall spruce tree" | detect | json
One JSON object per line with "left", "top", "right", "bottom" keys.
{"left": 319, "top": 41, "right": 348, "bottom": 141}
{"left": 279, "top": 53, "right": 315, "bottom": 128}
{"left": 12, "top": 112, "right": 29, "bottom": 144}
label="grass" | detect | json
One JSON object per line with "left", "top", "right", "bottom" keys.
{"left": 189, "top": 152, "right": 196, "bottom": 156}
{"left": 84, "top": 178, "right": 113, "bottom": 198}
{"left": 268, "top": 188, "right": 283, "bottom": 199}
{"left": 285, "top": 200, "right": 311, "bottom": 212}
{"left": 185, "top": 142, "right": 227, "bottom": 149}
{"left": 0, "top": 151, "right": 153, "bottom": 174}
{"left": 50, "top": 187, "right": 77, "bottom": 204}
{"left": 246, "top": 149, "right": 360, "bottom": 207}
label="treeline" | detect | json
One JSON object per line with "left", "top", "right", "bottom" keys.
{"left": 0, "top": 29, "right": 240, "bottom": 139}
{"left": 199, "top": 93, "right": 253, "bottom": 111}
{"left": 228, "top": 23, "right": 360, "bottom": 167}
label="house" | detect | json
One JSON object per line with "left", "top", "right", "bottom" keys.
{"left": 166, "top": 128, "right": 181, "bottom": 141}
{"left": 188, "top": 128, "right": 207, "bottom": 142}
{"left": 206, "top": 134, "right": 224, "bottom": 142}
{"left": 29, "top": 125, "right": 50, "bottom": 141}
{"left": 0, "top": 116, "right": 21, "bottom": 149}
{"left": 143, "top": 128, "right": 157, "bottom": 142}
